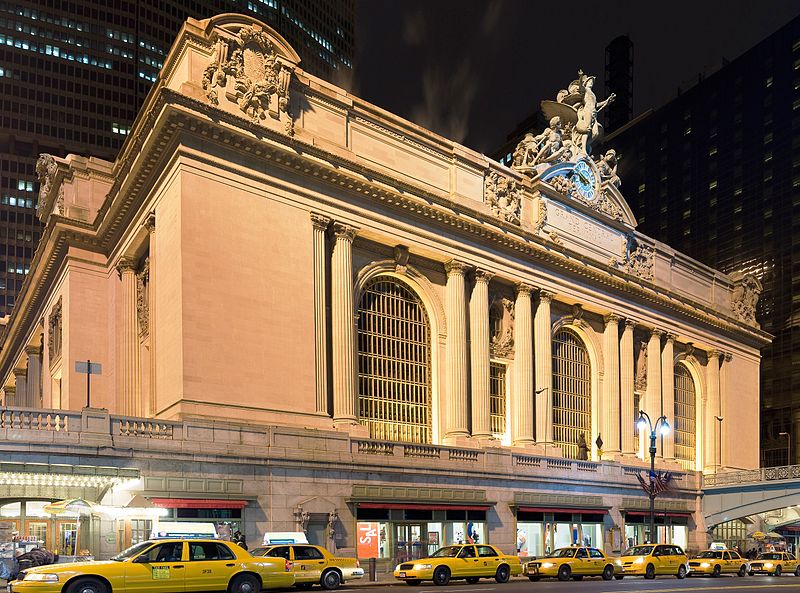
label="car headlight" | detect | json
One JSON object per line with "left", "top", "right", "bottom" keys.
{"left": 615, "top": 560, "right": 622, "bottom": 566}
{"left": 633, "top": 557, "right": 644, "bottom": 564}
{"left": 395, "top": 565, "right": 401, "bottom": 571}
{"left": 765, "top": 562, "right": 773, "bottom": 568}
{"left": 24, "top": 573, "right": 59, "bottom": 582}
{"left": 700, "top": 562, "right": 710, "bottom": 568}
{"left": 413, "top": 564, "right": 432, "bottom": 570}
{"left": 541, "top": 562, "right": 554, "bottom": 569}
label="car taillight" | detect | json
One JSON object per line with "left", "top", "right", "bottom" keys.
{"left": 285, "top": 560, "right": 292, "bottom": 572}
{"left": 356, "top": 560, "right": 361, "bottom": 568}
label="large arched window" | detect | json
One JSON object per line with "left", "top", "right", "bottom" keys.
{"left": 357, "top": 277, "right": 432, "bottom": 443}
{"left": 674, "top": 364, "right": 696, "bottom": 470}
{"left": 552, "top": 329, "right": 591, "bottom": 459}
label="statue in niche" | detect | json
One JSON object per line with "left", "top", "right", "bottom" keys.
{"left": 596, "top": 149, "right": 621, "bottom": 187}
{"left": 576, "top": 432, "right": 589, "bottom": 460}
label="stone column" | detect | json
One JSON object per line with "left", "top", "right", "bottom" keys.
{"left": 331, "top": 223, "right": 358, "bottom": 427}
{"left": 144, "top": 214, "right": 156, "bottom": 417}
{"left": 2, "top": 386, "right": 15, "bottom": 407}
{"left": 13, "top": 368, "right": 26, "bottom": 408}
{"left": 534, "top": 290, "right": 554, "bottom": 444}
{"left": 660, "top": 333, "right": 676, "bottom": 459}
{"left": 620, "top": 319, "right": 636, "bottom": 455}
{"left": 444, "top": 260, "right": 469, "bottom": 443}
{"left": 513, "top": 283, "right": 534, "bottom": 447}
{"left": 117, "top": 257, "right": 141, "bottom": 416}
{"left": 705, "top": 350, "right": 722, "bottom": 471}
{"left": 469, "top": 269, "right": 493, "bottom": 440}
{"left": 311, "top": 213, "right": 331, "bottom": 415}
{"left": 721, "top": 353, "right": 732, "bottom": 467}
{"left": 645, "top": 328, "right": 663, "bottom": 433}
{"left": 603, "top": 314, "right": 621, "bottom": 455}
{"left": 25, "top": 345, "right": 42, "bottom": 408}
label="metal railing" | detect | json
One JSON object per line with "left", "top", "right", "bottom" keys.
{"left": 704, "top": 465, "right": 800, "bottom": 487}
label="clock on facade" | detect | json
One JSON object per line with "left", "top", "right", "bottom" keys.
{"left": 572, "top": 158, "right": 597, "bottom": 201}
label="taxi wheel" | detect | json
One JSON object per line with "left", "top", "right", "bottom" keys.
{"left": 712, "top": 564, "right": 721, "bottom": 578}
{"left": 320, "top": 570, "right": 342, "bottom": 590}
{"left": 644, "top": 564, "right": 656, "bottom": 579}
{"left": 494, "top": 564, "right": 510, "bottom": 583}
{"left": 795, "top": 566, "right": 800, "bottom": 577}
{"left": 466, "top": 577, "right": 480, "bottom": 584}
{"left": 557, "top": 565, "right": 571, "bottom": 582}
{"left": 433, "top": 566, "right": 451, "bottom": 586}
{"left": 774, "top": 565, "right": 783, "bottom": 577}
{"left": 602, "top": 565, "right": 614, "bottom": 581}
{"left": 406, "top": 580, "right": 422, "bottom": 586}
{"left": 230, "top": 573, "right": 261, "bottom": 593}
{"left": 738, "top": 565, "right": 747, "bottom": 577}
{"left": 66, "top": 578, "right": 108, "bottom": 593}
{"left": 677, "top": 564, "right": 687, "bottom": 579}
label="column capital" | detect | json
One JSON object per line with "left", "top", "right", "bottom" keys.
{"left": 444, "top": 259, "right": 469, "bottom": 276}
{"left": 332, "top": 222, "right": 358, "bottom": 242}
{"left": 13, "top": 367, "right": 26, "bottom": 378}
{"left": 624, "top": 318, "right": 637, "bottom": 330}
{"left": 515, "top": 282, "right": 533, "bottom": 296}
{"left": 143, "top": 212, "right": 156, "bottom": 233}
{"left": 116, "top": 257, "right": 137, "bottom": 277}
{"left": 538, "top": 289, "right": 555, "bottom": 303}
{"left": 707, "top": 349, "right": 723, "bottom": 360}
{"left": 24, "top": 345, "right": 41, "bottom": 357}
{"left": 650, "top": 328, "right": 665, "bottom": 338}
{"left": 724, "top": 352, "right": 733, "bottom": 362}
{"left": 604, "top": 313, "right": 621, "bottom": 325}
{"left": 310, "top": 212, "right": 332, "bottom": 231}
{"left": 665, "top": 332, "right": 677, "bottom": 343}
{"left": 473, "top": 268, "right": 494, "bottom": 283}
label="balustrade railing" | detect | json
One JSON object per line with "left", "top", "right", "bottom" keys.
{"left": 0, "top": 407, "right": 79, "bottom": 432}
{"left": 114, "top": 417, "right": 176, "bottom": 439}
{"left": 704, "top": 465, "right": 800, "bottom": 487}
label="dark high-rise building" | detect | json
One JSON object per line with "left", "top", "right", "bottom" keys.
{"left": 605, "top": 14, "right": 800, "bottom": 467}
{"left": 0, "top": 0, "right": 354, "bottom": 315}
{"left": 604, "top": 35, "right": 633, "bottom": 132}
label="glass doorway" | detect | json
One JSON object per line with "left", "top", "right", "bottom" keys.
{"left": 394, "top": 524, "right": 424, "bottom": 563}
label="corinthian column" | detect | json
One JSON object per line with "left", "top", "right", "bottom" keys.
{"left": 620, "top": 319, "right": 636, "bottom": 455}
{"left": 721, "top": 353, "right": 732, "bottom": 467}
{"left": 704, "top": 350, "right": 722, "bottom": 472}
{"left": 470, "top": 269, "right": 493, "bottom": 440}
{"left": 144, "top": 214, "right": 156, "bottom": 417}
{"left": 534, "top": 290, "right": 554, "bottom": 443}
{"left": 117, "top": 257, "right": 141, "bottom": 416}
{"left": 603, "top": 314, "right": 621, "bottom": 455}
{"left": 444, "top": 260, "right": 469, "bottom": 443}
{"left": 643, "top": 329, "right": 663, "bottom": 456}
{"left": 513, "top": 283, "right": 534, "bottom": 446}
{"left": 25, "top": 345, "right": 41, "bottom": 408}
{"left": 13, "top": 368, "right": 26, "bottom": 408}
{"left": 661, "top": 333, "right": 676, "bottom": 460}
{"left": 331, "top": 223, "right": 358, "bottom": 427}
{"left": 311, "top": 213, "right": 331, "bottom": 415}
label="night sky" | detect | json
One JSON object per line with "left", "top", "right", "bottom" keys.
{"left": 353, "top": 1, "right": 800, "bottom": 155}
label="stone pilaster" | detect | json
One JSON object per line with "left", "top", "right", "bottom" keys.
{"left": 660, "top": 333, "right": 676, "bottom": 459}
{"left": 643, "top": 329, "right": 663, "bottom": 456}
{"left": 13, "top": 368, "right": 26, "bottom": 408}
{"left": 2, "top": 386, "right": 15, "bottom": 407}
{"left": 469, "top": 269, "right": 493, "bottom": 440}
{"left": 705, "top": 350, "right": 722, "bottom": 472}
{"left": 311, "top": 213, "right": 331, "bottom": 415}
{"left": 444, "top": 260, "right": 469, "bottom": 443}
{"left": 117, "top": 257, "right": 141, "bottom": 416}
{"left": 513, "top": 283, "right": 534, "bottom": 447}
{"left": 24, "top": 345, "right": 41, "bottom": 408}
{"left": 144, "top": 214, "right": 156, "bottom": 417}
{"left": 721, "top": 353, "right": 732, "bottom": 467}
{"left": 534, "top": 290, "right": 554, "bottom": 443}
{"left": 620, "top": 319, "right": 636, "bottom": 455}
{"left": 331, "top": 223, "right": 358, "bottom": 427}
{"left": 602, "top": 314, "right": 621, "bottom": 455}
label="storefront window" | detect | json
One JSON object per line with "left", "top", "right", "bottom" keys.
{"left": 517, "top": 511, "right": 606, "bottom": 557}
{"left": 57, "top": 521, "right": 77, "bottom": 555}
{"left": 624, "top": 514, "right": 689, "bottom": 548}
{"left": 0, "top": 502, "right": 20, "bottom": 518}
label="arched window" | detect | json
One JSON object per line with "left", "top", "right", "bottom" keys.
{"left": 674, "top": 364, "right": 696, "bottom": 470}
{"left": 552, "top": 329, "right": 591, "bottom": 459}
{"left": 357, "top": 277, "right": 432, "bottom": 443}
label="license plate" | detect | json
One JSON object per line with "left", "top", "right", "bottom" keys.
{"left": 399, "top": 572, "right": 406, "bottom": 578}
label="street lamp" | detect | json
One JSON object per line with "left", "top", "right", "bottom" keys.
{"left": 780, "top": 431, "right": 791, "bottom": 466}
{"left": 637, "top": 410, "right": 670, "bottom": 544}
{"left": 714, "top": 416, "right": 724, "bottom": 473}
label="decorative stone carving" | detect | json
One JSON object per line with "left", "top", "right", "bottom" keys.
{"left": 35, "top": 154, "right": 58, "bottom": 222}
{"left": 489, "top": 296, "right": 515, "bottom": 357}
{"left": 512, "top": 117, "right": 575, "bottom": 172}
{"left": 483, "top": 171, "right": 522, "bottom": 224}
{"left": 532, "top": 197, "right": 548, "bottom": 235}
{"left": 47, "top": 297, "right": 62, "bottom": 364}
{"left": 202, "top": 24, "right": 295, "bottom": 135}
{"left": 609, "top": 233, "right": 655, "bottom": 281}
{"left": 731, "top": 272, "right": 762, "bottom": 325}
{"left": 55, "top": 185, "right": 65, "bottom": 216}
{"left": 394, "top": 245, "right": 410, "bottom": 274}
{"left": 136, "top": 258, "right": 150, "bottom": 336}
{"left": 596, "top": 149, "right": 621, "bottom": 188}
{"left": 634, "top": 340, "right": 648, "bottom": 391}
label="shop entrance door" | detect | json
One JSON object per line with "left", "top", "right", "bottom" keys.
{"left": 394, "top": 524, "right": 424, "bottom": 564}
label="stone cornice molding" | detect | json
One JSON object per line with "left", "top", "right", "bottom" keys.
{"left": 444, "top": 259, "right": 469, "bottom": 276}
{"left": 332, "top": 222, "right": 358, "bottom": 242}
{"left": 310, "top": 212, "right": 332, "bottom": 231}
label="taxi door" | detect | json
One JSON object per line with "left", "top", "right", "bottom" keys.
{"left": 184, "top": 541, "right": 241, "bottom": 592}
{"left": 652, "top": 545, "right": 671, "bottom": 573}
{"left": 588, "top": 548, "right": 606, "bottom": 574}
{"left": 573, "top": 548, "right": 590, "bottom": 575}
{"left": 456, "top": 545, "right": 481, "bottom": 576}
{"left": 292, "top": 545, "right": 327, "bottom": 583}
{"left": 476, "top": 545, "right": 500, "bottom": 576}
{"left": 124, "top": 541, "right": 186, "bottom": 593}
{"left": 784, "top": 552, "right": 798, "bottom": 573}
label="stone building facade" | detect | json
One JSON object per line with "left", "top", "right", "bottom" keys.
{"left": 0, "top": 15, "right": 769, "bottom": 561}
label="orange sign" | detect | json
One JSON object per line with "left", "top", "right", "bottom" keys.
{"left": 357, "top": 522, "right": 379, "bottom": 558}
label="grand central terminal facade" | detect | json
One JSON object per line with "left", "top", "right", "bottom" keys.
{"left": 0, "top": 14, "right": 769, "bottom": 562}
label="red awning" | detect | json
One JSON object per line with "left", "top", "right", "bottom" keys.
{"left": 150, "top": 498, "right": 248, "bottom": 509}
{"left": 517, "top": 506, "right": 608, "bottom": 514}
{"left": 358, "top": 502, "right": 490, "bottom": 511}
{"left": 625, "top": 511, "right": 691, "bottom": 518}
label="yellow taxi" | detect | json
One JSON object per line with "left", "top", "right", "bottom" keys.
{"left": 251, "top": 544, "right": 364, "bottom": 589}
{"left": 393, "top": 544, "right": 522, "bottom": 586}
{"left": 523, "top": 546, "right": 622, "bottom": 581}
{"left": 618, "top": 543, "right": 689, "bottom": 579}
{"left": 748, "top": 551, "right": 800, "bottom": 576}
{"left": 8, "top": 538, "right": 295, "bottom": 593}
{"left": 688, "top": 549, "right": 749, "bottom": 577}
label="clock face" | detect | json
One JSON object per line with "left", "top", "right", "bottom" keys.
{"left": 572, "top": 159, "right": 597, "bottom": 201}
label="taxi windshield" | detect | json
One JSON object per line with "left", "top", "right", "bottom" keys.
{"left": 551, "top": 548, "right": 577, "bottom": 558}
{"left": 430, "top": 546, "right": 461, "bottom": 558}
{"left": 624, "top": 545, "right": 654, "bottom": 557}
{"left": 112, "top": 541, "right": 153, "bottom": 561}
{"left": 758, "top": 553, "right": 782, "bottom": 560}
{"left": 696, "top": 551, "right": 723, "bottom": 559}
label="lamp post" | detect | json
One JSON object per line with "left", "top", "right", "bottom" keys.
{"left": 715, "top": 416, "right": 724, "bottom": 473}
{"left": 780, "top": 431, "right": 791, "bottom": 466}
{"left": 637, "top": 410, "right": 670, "bottom": 544}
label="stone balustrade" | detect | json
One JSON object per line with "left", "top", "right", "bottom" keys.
{"left": 704, "top": 465, "right": 800, "bottom": 487}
